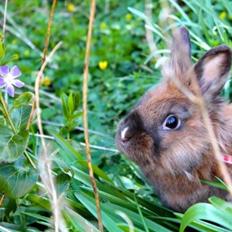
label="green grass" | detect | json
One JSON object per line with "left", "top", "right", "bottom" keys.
{"left": 0, "top": 0, "right": 232, "bottom": 231}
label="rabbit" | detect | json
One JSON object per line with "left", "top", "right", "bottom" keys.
{"left": 116, "top": 27, "right": 232, "bottom": 212}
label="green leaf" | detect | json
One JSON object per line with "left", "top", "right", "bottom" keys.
{"left": 5, "top": 199, "right": 17, "bottom": 218}
{"left": 179, "top": 203, "right": 232, "bottom": 232}
{"left": 76, "top": 190, "right": 172, "bottom": 232}
{"left": 27, "top": 194, "right": 50, "bottom": 210}
{"left": 53, "top": 133, "right": 111, "bottom": 182}
{"left": 61, "top": 93, "right": 69, "bottom": 119}
{"left": 68, "top": 92, "right": 75, "bottom": 114}
{"left": 209, "top": 196, "right": 232, "bottom": 213}
{"left": 0, "top": 163, "right": 38, "bottom": 199}
{"left": 64, "top": 208, "right": 99, "bottom": 232}
{"left": 0, "top": 126, "right": 29, "bottom": 162}
{"left": 75, "top": 191, "right": 124, "bottom": 232}
{"left": 0, "top": 175, "right": 11, "bottom": 197}
{"left": 61, "top": 91, "right": 80, "bottom": 132}
{"left": 128, "top": 7, "right": 148, "bottom": 21}
{"left": 11, "top": 106, "right": 32, "bottom": 130}
{"left": 56, "top": 172, "right": 71, "bottom": 195}
{"left": 13, "top": 92, "right": 33, "bottom": 109}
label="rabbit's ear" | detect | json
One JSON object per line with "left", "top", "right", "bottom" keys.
{"left": 170, "top": 27, "right": 192, "bottom": 77}
{"left": 194, "top": 45, "right": 232, "bottom": 97}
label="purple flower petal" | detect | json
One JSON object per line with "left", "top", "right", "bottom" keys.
{"left": 13, "top": 80, "right": 24, "bottom": 88}
{"left": 0, "top": 66, "right": 9, "bottom": 77}
{"left": 0, "top": 78, "right": 5, "bottom": 87}
{"left": 6, "top": 85, "right": 15, "bottom": 97}
{"left": 10, "top": 65, "right": 21, "bottom": 78}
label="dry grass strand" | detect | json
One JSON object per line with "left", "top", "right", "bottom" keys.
{"left": 26, "top": 0, "right": 57, "bottom": 130}
{"left": 82, "top": 0, "right": 104, "bottom": 231}
{"left": 2, "top": 0, "right": 8, "bottom": 40}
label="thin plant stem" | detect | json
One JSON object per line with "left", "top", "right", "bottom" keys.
{"left": 24, "top": 150, "right": 36, "bottom": 169}
{"left": 25, "top": 0, "right": 61, "bottom": 230}
{"left": 82, "top": 0, "right": 104, "bottom": 231}
{"left": 134, "top": 194, "right": 149, "bottom": 232}
{"left": 26, "top": 0, "right": 57, "bottom": 130}
{"left": 34, "top": 41, "right": 62, "bottom": 145}
{"left": 0, "top": 225, "right": 11, "bottom": 232}
{"left": 42, "top": 0, "right": 57, "bottom": 63}
{"left": 30, "top": 132, "right": 118, "bottom": 152}
{"left": 145, "top": 0, "right": 157, "bottom": 56}
{"left": 0, "top": 195, "right": 4, "bottom": 207}
{"left": 2, "top": 0, "right": 8, "bottom": 41}
{"left": 0, "top": 93, "right": 16, "bottom": 134}
{"left": 4, "top": 89, "right": 8, "bottom": 104}
{"left": 34, "top": 41, "right": 62, "bottom": 232}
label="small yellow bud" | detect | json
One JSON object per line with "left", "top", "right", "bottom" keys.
{"left": 67, "top": 3, "right": 76, "bottom": 13}
{"left": 219, "top": 11, "right": 227, "bottom": 20}
{"left": 125, "top": 13, "right": 132, "bottom": 21}
{"left": 100, "top": 22, "right": 107, "bottom": 31}
{"left": 42, "top": 77, "right": 52, "bottom": 87}
{"left": 12, "top": 53, "right": 19, "bottom": 60}
{"left": 98, "top": 61, "right": 108, "bottom": 70}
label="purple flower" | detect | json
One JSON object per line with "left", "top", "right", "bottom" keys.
{"left": 0, "top": 65, "right": 24, "bottom": 97}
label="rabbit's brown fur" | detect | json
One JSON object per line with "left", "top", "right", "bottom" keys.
{"left": 116, "top": 28, "right": 232, "bottom": 212}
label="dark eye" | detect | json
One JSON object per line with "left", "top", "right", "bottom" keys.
{"left": 162, "top": 114, "right": 181, "bottom": 130}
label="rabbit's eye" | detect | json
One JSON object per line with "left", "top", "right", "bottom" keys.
{"left": 162, "top": 114, "right": 181, "bottom": 130}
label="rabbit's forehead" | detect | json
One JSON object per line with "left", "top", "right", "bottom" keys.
{"left": 137, "top": 98, "right": 190, "bottom": 125}
{"left": 139, "top": 81, "right": 184, "bottom": 103}
{"left": 136, "top": 83, "right": 190, "bottom": 119}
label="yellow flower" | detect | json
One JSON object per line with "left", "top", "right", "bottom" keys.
{"left": 41, "top": 76, "right": 52, "bottom": 87}
{"left": 98, "top": 61, "right": 108, "bottom": 70}
{"left": 125, "top": 13, "right": 132, "bottom": 21}
{"left": 100, "top": 22, "right": 107, "bottom": 30}
{"left": 12, "top": 53, "right": 19, "bottom": 60}
{"left": 67, "top": 3, "right": 76, "bottom": 13}
{"left": 219, "top": 11, "right": 227, "bottom": 20}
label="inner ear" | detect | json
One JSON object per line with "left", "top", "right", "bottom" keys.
{"left": 194, "top": 45, "right": 232, "bottom": 96}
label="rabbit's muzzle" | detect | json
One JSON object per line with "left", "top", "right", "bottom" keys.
{"left": 117, "top": 111, "right": 144, "bottom": 143}
{"left": 116, "top": 110, "right": 156, "bottom": 165}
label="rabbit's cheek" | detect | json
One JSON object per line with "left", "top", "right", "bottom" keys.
{"left": 117, "top": 131, "right": 154, "bottom": 165}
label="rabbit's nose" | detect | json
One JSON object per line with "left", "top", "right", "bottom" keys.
{"left": 119, "top": 111, "right": 143, "bottom": 142}
{"left": 120, "top": 126, "right": 133, "bottom": 142}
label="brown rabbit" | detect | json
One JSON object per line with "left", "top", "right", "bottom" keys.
{"left": 116, "top": 27, "right": 232, "bottom": 212}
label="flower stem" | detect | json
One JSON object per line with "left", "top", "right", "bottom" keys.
{"left": 0, "top": 93, "right": 17, "bottom": 134}
{"left": 0, "top": 195, "right": 4, "bottom": 207}
{"left": 24, "top": 150, "right": 36, "bottom": 169}
{"left": 4, "top": 89, "right": 8, "bottom": 104}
